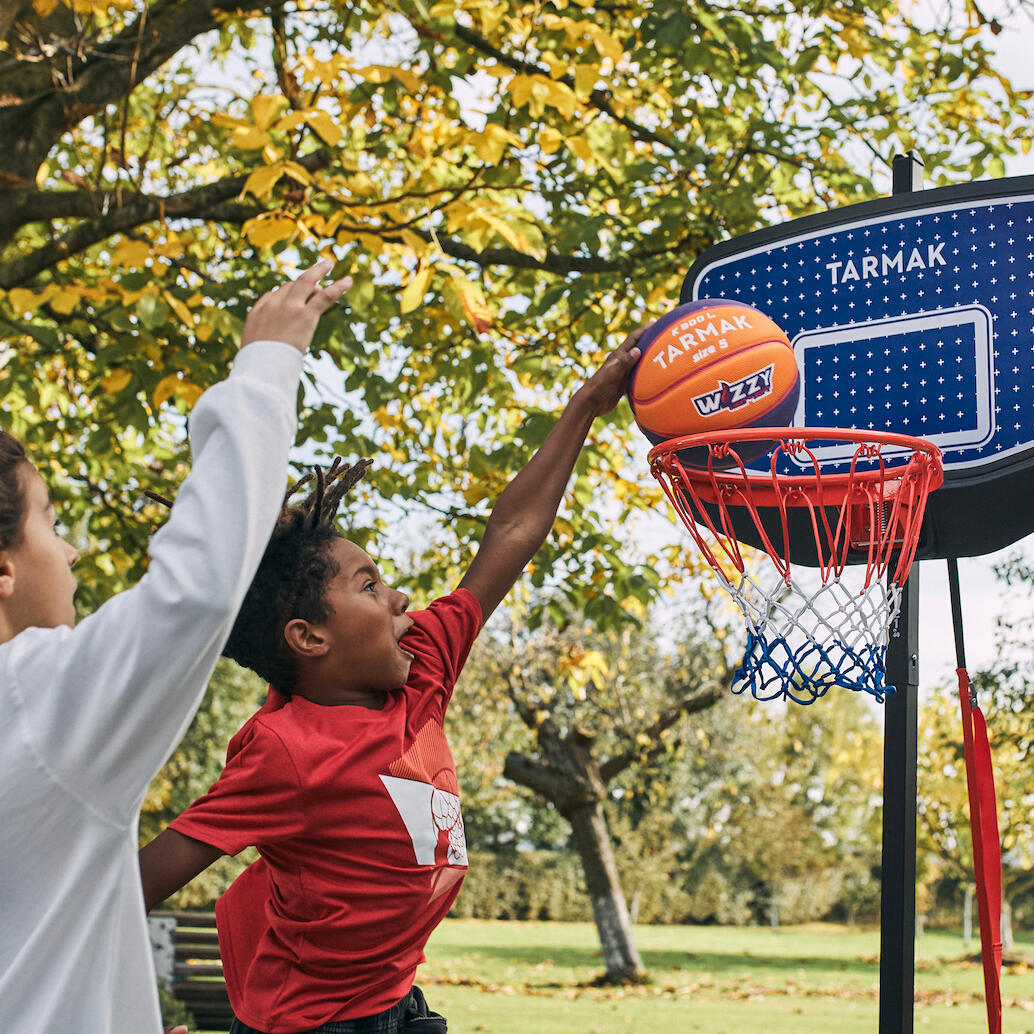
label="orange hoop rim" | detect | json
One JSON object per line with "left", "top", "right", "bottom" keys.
{"left": 648, "top": 426, "right": 944, "bottom": 507}
{"left": 647, "top": 426, "right": 945, "bottom": 588}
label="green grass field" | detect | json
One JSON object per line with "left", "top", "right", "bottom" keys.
{"left": 409, "top": 920, "right": 1034, "bottom": 1034}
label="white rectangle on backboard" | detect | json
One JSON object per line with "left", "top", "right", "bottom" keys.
{"left": 789, "top": 305, "right": 995, "bottom": 468}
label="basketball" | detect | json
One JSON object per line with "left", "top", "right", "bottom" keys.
{"left": 628, "top": 299, "right": 799, "bottom": 465}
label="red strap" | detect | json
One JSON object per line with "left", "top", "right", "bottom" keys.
{"left": 957, "top": 667, "right": 1003, "bottom": 1034}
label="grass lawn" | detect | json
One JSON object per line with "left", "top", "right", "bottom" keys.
{"left": 409, "top": 920, "right": 1034, "bottom": 1034}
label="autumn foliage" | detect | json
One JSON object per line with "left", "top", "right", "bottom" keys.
{"left": 0, "top": 0, "right": 1030, "bottom": 614}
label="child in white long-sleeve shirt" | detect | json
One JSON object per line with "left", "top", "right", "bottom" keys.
{"left": 0, "top": 261, "right": 348, "bottom": 1034}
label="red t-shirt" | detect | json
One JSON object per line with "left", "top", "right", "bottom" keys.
{"left": 170, "top": 589, "right": 482, "bottom": 1033}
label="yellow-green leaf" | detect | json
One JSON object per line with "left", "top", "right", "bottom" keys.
{"left": 567, "top": 134, "right": 594, "bottom": 164}
{"left": 282, "top": 161, "right": 313, "bottom": 186}
{"left": 242, "top": 164, "right": 285, "bottom": 200}
{"left": 243, "top": 214, "right": 298, "bottom": 249}
{"left": 231, "top": 126, "right": 269, "bottom": 150}
{"left": 275, "top": 111, "right": 309, "bottom": 133}
{"left": 49, "top": 288, "right": 79, "bottom": 315}
{"left": 509, "top": 75, "right": 535, "bottom": 109}
{"left": 251, "top": 95, "right": 283, "bottom": 131}
{"left": 400, "top": 264, "right": 432, "bottom": 314}
{"left": 307, "top": 110, "right": 343, "bottom": 147}
{"left": 541, "top": 52, "right": 566, "bottom": 80}
{"left": 6, "top": 288, "right": 39, "bottom": 316}
{"left": 479, "top": 212, "right": 546, "bottom": 260}
{"left": 586, "top": 25, "right": 624, "bottom": 62}
{"left": 574, "top": 63, "right": 598, "bottom": 100}
{"left": 162, "top": 291, "right": 195, "bottom": 327}
{"left": 540, "top": 78, "right": 578, "bottom": 119}
{"left": 154, "top": 375, "right": 203, "bottom": 409}
{"left": 473, "top": 123, "right": 517, "bottom": 165}
{"left": 100, "top": 369, "right": 132, "bottom": 394}
{"left": 111, "top": 239, "right": 152, "bottom": 270}
{"left": 449, "top": 275, "right": 492, "bottom": 334}
{"left": 538, "top": 127, "right": 564, "bottom": 154}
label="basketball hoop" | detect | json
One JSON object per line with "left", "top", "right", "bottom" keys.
{"left": 650, "top": 428, "right": 943, "bottom": 703}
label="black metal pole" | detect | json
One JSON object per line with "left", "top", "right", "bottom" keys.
{"left": 878, "top": 148, "right": 924, "bottom": 1034}
{"left": 879, "top": 573, "right": 920, "bottom": 1034}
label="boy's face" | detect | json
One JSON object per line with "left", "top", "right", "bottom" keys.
{"left": 307, "top": 537, "right": 414, "bottom": 696}
{"left": 0, "top": 465, "right": 78, "bottom": 637}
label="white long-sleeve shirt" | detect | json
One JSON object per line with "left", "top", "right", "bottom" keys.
{"left": 0, "top": 340, "right": 303, "bottom": 1033}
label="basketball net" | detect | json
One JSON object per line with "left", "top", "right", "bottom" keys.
{"left": 649, "top": 429, "right": 943, "bottom": 703}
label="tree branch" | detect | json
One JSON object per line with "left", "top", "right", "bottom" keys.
{"left": 448, "top": 22, "right": 681, "bottom": 155}
{"left": 0, "top": 149, "right": 329, "bottom": 288}
{"left": 0, "top": 311, "right": 61, "bottom": 351}
{"left": 503, "top": 751, "right": 566, "bottom": 800}
{"left": 385, "top": 226, "right": 695, "bottom": 275}
{"left": 0, "top": 186, "right": 99, "bottom": 238}
{"left": 0, "top": 0, "right": 292, "bottom": 180}
{"left": 0, "top": 0, "right": 38, "bottom": 43}
{"left": 599, "top": 683, "right": 721, "bottom": 782}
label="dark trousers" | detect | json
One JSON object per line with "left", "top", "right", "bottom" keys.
{"left": 227, "top": 985, "right": 446, "bottom": 1034}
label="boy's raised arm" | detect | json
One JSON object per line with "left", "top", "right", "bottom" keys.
{"left": 458, "top": 327, "right": 645, "bottom": 621}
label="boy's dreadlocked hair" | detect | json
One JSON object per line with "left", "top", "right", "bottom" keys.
{"left": 221, "top": 456, "right": 373, "bottom": 693}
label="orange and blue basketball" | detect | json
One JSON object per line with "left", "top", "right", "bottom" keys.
{"left": 628, "top": 299, "right": 799, "bottom": 466}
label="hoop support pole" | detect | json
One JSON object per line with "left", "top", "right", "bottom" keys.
{"left": 879, "top": 147, "right": 924, "bottom": 1034}
{"left": 879, "top": 568, "right": 919, "bottom": 1034}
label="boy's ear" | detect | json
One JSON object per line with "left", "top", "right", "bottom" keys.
{"left": 0, "top": 552, "right": 15, "bottom": 600}
{"left": 283, "top": 618, "right": 330, "bottom": 660}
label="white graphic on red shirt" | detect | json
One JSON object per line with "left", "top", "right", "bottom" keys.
{"left": 380, "top": 721, "right": 468, "bottom": 867}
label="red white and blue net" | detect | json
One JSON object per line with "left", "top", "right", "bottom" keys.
{"left": 649, "top": 429, "right": 943, "bottom": 704}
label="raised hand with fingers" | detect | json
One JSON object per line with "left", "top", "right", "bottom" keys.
{"left": 241, "top": 259, "right": 352, "bottom": 355}
{"left": 574, "top": 325, "right": 647, "bottom": 417}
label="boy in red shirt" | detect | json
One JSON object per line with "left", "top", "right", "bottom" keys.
{"left": 139, "top": 325, "right": 646, "bottom": 1034}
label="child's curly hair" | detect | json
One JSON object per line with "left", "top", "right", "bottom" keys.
{"left": 0, "top": 430, "right": 30, "bottom": 550}
{"left": 178, "top": 455, "right": 369, "bottom": 694}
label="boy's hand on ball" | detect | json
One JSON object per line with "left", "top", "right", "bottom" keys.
{"left": 579, "top": 325, "right": 648, "bottom": 416}
{"left": 241, "top": 259, "right": 352, "bottom": 355}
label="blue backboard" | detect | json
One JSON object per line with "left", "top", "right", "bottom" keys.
{"left": 682, "top": 174, "right": 1034, "bottom": 560}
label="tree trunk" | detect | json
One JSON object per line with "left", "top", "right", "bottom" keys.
{"left": 1003, "top": 899, "right": 1013, "bottom": 952}
{"left": 567, "top": 798, "right": 646, "bottom": 983}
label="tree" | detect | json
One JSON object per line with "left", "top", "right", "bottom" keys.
{"left": 457, "top": 596, "right": 733, "bottom": 982}
{"left": 916, "top": 553, "right": 1034, "bottom": 945}
{"left": 453, "top": 595, "right": 887, "bottom": 971}
{"left": 2, "top": 0, "right": 1031, "bottom": 621}
{"left": 713, "top": 690, "right": 884, "bottom": 928}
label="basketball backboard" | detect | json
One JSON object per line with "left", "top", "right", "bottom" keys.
{"left": 682, "top": 174, "right": 1034, "bottom": 560}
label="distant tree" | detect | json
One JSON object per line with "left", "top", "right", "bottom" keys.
{"left": 916, "top": 553, "right": 1034, "bottom": 946}
{"left": 456, "top": 596, "right": 732, "bottom": 982}
{"left": 686, "top": 688, "right": 884, "bottom": 927}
